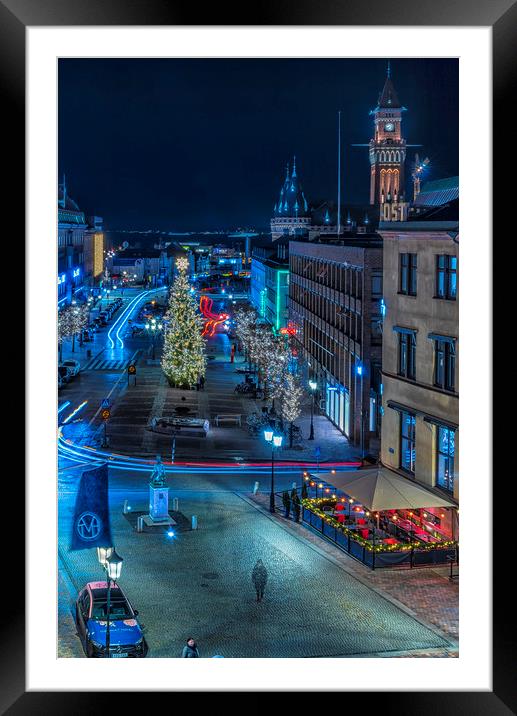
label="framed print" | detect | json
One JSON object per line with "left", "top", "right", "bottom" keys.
{"left": 3, "top": 0, "right": 511, "bottom": 709}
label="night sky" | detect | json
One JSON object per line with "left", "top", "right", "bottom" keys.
{"left": 58, "top": 58, "right": 458, "bottom": 232}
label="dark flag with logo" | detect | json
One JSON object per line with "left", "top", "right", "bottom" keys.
{"left": 70, "top": 463, "right": 112, "bottom": 550}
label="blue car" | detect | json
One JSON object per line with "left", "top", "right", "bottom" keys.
{"left": 75, "top": 581, "right": 148, "bottom": 657}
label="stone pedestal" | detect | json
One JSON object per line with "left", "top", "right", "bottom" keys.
{"left": 148, "top": 485, "right": 172, "bottom": 523}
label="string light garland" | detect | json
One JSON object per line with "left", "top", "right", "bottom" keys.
{"left": 301, "top": 497, "right": 458, "bottom": 553}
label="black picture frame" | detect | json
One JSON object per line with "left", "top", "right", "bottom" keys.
{"left": 6, "top": 0, "right": 510, "bottom": 710}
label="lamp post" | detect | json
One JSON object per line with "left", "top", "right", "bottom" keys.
{"left": 97, "top": 547, "right": 123, "bottom": 658}
{"left": 145, "top": 318, "right": 163, "bottom": 360}
{"left": 308, "top": 380, "right": 317, "bottom": 440}
{"left": 356, "top": 362, "right": 364, "bottom": 459}
{"left": 264, "top": 429, "right": 283, "bottom": 513}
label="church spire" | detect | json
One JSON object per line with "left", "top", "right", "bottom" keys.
{"left": 292, "top": 155, "right": 297, "bottom": 178}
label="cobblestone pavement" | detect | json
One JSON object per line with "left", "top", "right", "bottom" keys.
{"left": 58, "top": 488, "right": 455, "bottom": 658}
{"left": 247, "top": 492, "right": 459, "bottom": 649}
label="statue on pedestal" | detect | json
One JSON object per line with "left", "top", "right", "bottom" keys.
{"left": 149, "top": 454, "right": 166, "bottom": 488}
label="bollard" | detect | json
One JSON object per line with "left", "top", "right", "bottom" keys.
{"left": 173, "top": 497, "right": 179, "bottom": 512}
{"left": 253, "top": 481, "right": 259, "bottom": 495}
{"left": 136, "top": 516, "right": 144, "bottom": 533}
{"left": 191, "top": 515, "right": 198, "bottom": 530}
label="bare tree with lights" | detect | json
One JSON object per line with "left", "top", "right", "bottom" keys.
{"left": 280, "top": 372, "right": 304, "bottom": 447}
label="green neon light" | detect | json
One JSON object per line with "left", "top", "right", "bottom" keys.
{"left": 276, "top": 270, "right": 289, "bottom": 330}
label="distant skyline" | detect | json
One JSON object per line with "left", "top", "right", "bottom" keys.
{"left": 58, "top": 58, "right": 458, "bottom": 231}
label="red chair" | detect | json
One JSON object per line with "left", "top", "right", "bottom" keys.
{"left": 360, "top": 529, "right": 369, "bottom": 539}
{"left": 335, "top": 504, "right": 344, "bottom": 511}
{"left": 337, "top": 514, "right": 345, "bottom": 523}
{"left": 357, "top": 518, "right": 367, "bottom": 525}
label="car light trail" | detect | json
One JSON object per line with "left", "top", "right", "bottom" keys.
{"left": 58, "top": 426, "right": 361, "bottom": 475}
{"left": 61, "top": 400, "right": 88, "bottom": 424}
{"left": 58, "top": 401, "right": 71, "bottom": 415}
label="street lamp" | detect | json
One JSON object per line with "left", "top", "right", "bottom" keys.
{"left": 264, "top": 430, "right": 283, "bottom": 513}
{"left": 97, "top": 547, "right": 123, "bottom": 658}
{"left": 308, "top": 380, "right": 317, "bottom": 440}
{"left": 145, "top": 318, "right": 163, "bottom": 360}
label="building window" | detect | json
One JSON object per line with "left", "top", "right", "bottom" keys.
{"left": 371, "top": 273, "right": 383, "bottom": 298}
{"left": 436, "top": 255, "right": 457, "bottom": 300}
{"left": 400, "top": 411, "right": 416, "bottom": 474}
{"left": 434, "top": 339, "right": 456, "bottom": 391}
{"left": 397, "top": 332, "right": 416, "bottom": 380}
{"left": 399, "top": 253, "right": 417, "bottom": 296}
{"left": 436, "top": 426, "right": 455, "bottom": 493}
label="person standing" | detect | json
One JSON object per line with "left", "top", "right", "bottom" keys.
{"left": 199, "top": 375, "right": 205, "bottom": 390}
{"left": 252, "top": 559, "right": 268, "bottom": 602}
{"left": 181, "top": 637, "right": 200, "bottom": 658}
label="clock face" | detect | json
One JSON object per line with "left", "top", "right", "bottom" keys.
{"left": 384, "top": 122, "right": 395, "bottom": 132}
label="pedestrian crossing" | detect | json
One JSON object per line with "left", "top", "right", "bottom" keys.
{"left": 83, "top": 358, "right": 131, "bottom": 371}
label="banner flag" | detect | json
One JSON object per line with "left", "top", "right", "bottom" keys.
{"left": 70, "top": 463, "right": 112, "bottom": 551}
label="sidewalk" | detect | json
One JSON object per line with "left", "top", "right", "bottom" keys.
{"left": 246, "top": 491, "right": 458, "bottom": 649}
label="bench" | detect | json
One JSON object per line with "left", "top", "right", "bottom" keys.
{"left": 215, "top": 414, "right": 242, "bottom": 427}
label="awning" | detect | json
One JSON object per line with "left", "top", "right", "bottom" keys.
{"left": 393, "top": 326, "right": 418, "bottom": 335}
{"left": 310, "top": 466, "right": 456, "bottom": 512}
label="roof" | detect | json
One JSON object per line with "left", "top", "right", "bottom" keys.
{"left": 311, "top": 466, "right": 456, "bottom": 511}
{"left": 410, "top": 197, "right": 459, "bottom": 222}
{"left": 273, "top": 157, "right": 310, "bottom": 218}
{"left": 378, "top": 75, "right": 401, "bottom": 109}
{"left": 415, "top": 176, "right": 459, "bottom": 207}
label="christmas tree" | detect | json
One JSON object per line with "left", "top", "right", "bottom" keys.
{"left": 161, "top": 258, "right": 206, "bottom": 388}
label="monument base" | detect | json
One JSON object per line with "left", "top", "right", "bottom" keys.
{"left": 149, "top": 484, "right": 170, "bottom": 521}
{"left": 142, "top": 514, "right": 177, "bottom": 527}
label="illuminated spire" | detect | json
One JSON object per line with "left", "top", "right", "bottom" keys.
{"left": 292, "top": 155, "right": 297, "bottom": 178}
{"left": 387, "top": 60, "right": 391, "bottom": 78}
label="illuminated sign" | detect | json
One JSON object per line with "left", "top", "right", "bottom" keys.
{"left": 57, "top": 274, "right": 66, "bottom": 285}
{"left": 73, "top": 268, "right": 80, "bottom": 278}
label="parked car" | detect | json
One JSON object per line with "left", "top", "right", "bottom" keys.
{"left": 60, "top": 359, "right": 81, "bottom": 377}
{"left": 58, "top": 366, "right": 72, "bottom": 383}
{"left": 75, "top": 582, "right": 148, "bottom": 658}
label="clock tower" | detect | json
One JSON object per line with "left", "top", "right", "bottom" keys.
{"left": 369, "top": 63, "right": 407, "bottom": 205}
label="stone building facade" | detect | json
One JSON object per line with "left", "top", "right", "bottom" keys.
{"left": 288, "top": 237, "right": 384, "bottom": 452}
{"left": 378, "top": 200, "right": 459, "bottom": 505}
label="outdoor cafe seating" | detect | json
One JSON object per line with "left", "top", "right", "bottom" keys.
{"left": 302, "top": 466, "right": 458, "bottom": 570}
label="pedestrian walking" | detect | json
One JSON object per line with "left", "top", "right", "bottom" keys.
{"left": 181, "top": 637, "right": 200, "bottom": 658}
{"left": 199, "top": 375, "right": 205, "bottom": 390}
{"left": 251, "top": 559, "right": 268, "bottom": 602}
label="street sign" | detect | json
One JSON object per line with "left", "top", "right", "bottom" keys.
{"left": 101, "top": 398, "right": 110, "bottom": 409}
{"left": 101, "top": 408, "right": 111, "bottom": 421}
{"left": 314, "top": 446, "right": 321, "bottom": 457}
{"left": 128, "top": 364, "right": 136, "bottom": 375}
